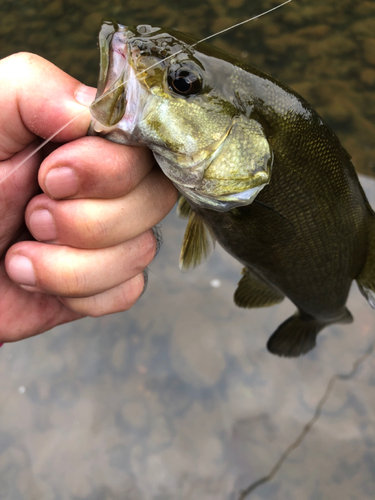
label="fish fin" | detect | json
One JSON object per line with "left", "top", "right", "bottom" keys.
{"left": 179, "top": 211, "right": 215, "bottom": 270}
{"left": 234, "top": 267, "right": 284, "bottom": 308}
{"left": 177, "top": 196, "right": 192, "bottom": 219}
{"left": 87, "top": 121, "right": 97, "bottom": 136}
{"left": 356, "top": 216, "right": 375, "bottom": 309}
{"left": 267, "top": 308, "right": 353, "bottom": 357}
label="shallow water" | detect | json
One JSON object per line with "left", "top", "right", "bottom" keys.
{"left": 1, "top": 1, "right": 375, "bottom": 499}
{"left": 1, "top": 175, "right": 375, "bottom": 500}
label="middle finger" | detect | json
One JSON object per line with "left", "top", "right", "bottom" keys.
{"left": 26, "top": 166, "right": 177, "bottom": 248}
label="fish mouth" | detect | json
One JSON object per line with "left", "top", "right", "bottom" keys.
{"left": 90, "top": 21, "right": 145, "bottom": 135}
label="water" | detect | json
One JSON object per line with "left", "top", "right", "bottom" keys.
{"left": 1, "top": 193, "right": 375, "bottom": 500}
{"left": 1, "top": 1, "right": 375, "bottom": 499}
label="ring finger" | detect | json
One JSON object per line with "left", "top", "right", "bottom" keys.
{"left": 5, "top": 229, "right": 156, "bottom": 298}
{"left": 25, "top": 166, "right": 176, "bottom": 248}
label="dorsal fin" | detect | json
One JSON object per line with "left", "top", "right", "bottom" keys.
{"left": 179, "top": 211, "right": 215, "bottom": 270}
{"left": 177, "top": 196, "right": 192, "bottom": 219}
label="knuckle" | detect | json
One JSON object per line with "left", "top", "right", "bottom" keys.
{"left": 60, "top": 274, "right": 145, "bottom": 317}
{"left": 107, "top": 275, "right": 144, "bottom": 314}
{"left": 5, "top": 51, "right": 34, "bottom": 66}
{"left": 60, "top": 295, "right": 101, "bottom": 316}
{"left": 77, "top": 207, "right": 104, "bottom": 243}
{"left": 55, "top": 262, "right": 84, "bottom": 297}
{"left": 67, "top": 205, "right": 109, "bottom": 249}
{"left": 87, "top": 304, "right": 106, "bottom": 318}
{"left": 2, "top": 53, "right": 42, "bottom": 80}
{"left": 35, "top": 246, "right": 89, "bottom": 298}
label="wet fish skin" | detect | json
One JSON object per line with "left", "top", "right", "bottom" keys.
{"left": 90, "top": 22, "right": 375, "bottom": 357}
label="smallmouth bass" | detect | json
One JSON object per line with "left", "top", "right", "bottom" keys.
{"left": 89, "top": 20, "right": 375, "bottom": 357}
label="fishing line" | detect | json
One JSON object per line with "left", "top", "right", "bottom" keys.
{"left": 237, "top": 338, "right": 375, "bottom": 499}
{"left": 3, "top": 0, "right": 292, "bottom": 183}
{"left": 189, "top": 0, "right": 292, "bottom": 48}
{"left": 90, "top": 0, "right": 292, "bottom": 108}
{"left": 0, "top": 110, "right": 88, "bottom": 184}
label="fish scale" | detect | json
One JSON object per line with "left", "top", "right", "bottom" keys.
{"left": 90, "top": 21, "right": 375, "bottom": 357}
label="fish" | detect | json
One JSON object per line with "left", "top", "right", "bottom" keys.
{"left": 88, "top": 19, "right": 375, "bottom": 357}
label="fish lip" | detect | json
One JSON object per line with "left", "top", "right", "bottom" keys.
{"left": 90, "top": 22, "right": 128, "bottom": 126}
{"left": 90, "top": 22, "right": 146, "bottom": 132}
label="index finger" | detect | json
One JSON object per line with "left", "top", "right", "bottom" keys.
{"left": 0, "top": 52, "right": 95, "bottom": 160}
{"left": 38, "top": 136, "right": 155, "bottom": 200}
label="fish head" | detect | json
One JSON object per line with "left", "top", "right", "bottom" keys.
{"left": 90, "top": 20, "right": 273, "bottom": 211}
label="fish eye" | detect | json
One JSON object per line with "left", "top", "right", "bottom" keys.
{"left": 167, "top": 67, "right": 202, "bottom": 96}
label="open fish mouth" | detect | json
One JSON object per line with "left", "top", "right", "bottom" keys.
{"left": 90, "top": 21, "right": 146, "bottom": 136}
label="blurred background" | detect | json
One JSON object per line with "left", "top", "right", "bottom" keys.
{"left": 2, "top": 0, "right": 374, "bottom": 175}
{"left": 1, "top": 1, "right": 375, "bottom": 499}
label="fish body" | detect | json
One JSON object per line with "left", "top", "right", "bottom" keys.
{"left": 90, "top": 21, "right": 375, "bottom": 357}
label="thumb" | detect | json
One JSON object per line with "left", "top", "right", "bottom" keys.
{"left": 0, "top": 52, "right": 96, "bottom": 160}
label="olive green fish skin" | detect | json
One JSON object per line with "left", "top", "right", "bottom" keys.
{"left": 90, "top": 23, "right": 375, "bottom": 357}
{"left": 191, "top": 61, "right": 372, "bottom": 353}
{"left": 182, "top": 42, "right": 371, "bottom": 352}
{"left": 193, "top": 70, "right": 370, "bottom": 318}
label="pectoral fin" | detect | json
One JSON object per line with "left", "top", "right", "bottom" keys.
{"left": 179, "top": 211, "right": 215, "bottom": 270}
{"left": 267, "top": 308, "right": 353, "bottom": 357}
{"left": 177, "top": 196, "right": 192, "bottom": 219}
{"left": 356, "top": 216, "right": 375, "bottom": 309}
{"left": 234, "top": 267, "right": 284, "bottom": 308}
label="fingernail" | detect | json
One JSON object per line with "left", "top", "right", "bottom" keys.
{"left": 45, "top": 167, "right": 78, "bottom": 199}
{"left": 8, "top": 256, "right": 36, "bottom": 286}
{"left": 75, "top": 84, "right": 96, "bottom": 107}
{"left": 29, "top": 210, "right": 57, "bottom": 241}
{"left": 0, "top": 343, "right": 3, "bottom": 348}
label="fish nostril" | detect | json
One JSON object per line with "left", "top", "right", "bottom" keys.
{"left": 137, "top": 25, "right": 152, "bottom": 35}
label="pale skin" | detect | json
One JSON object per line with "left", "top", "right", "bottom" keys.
{"left": 0, "top": 53, "right": 178, "bottom": 342}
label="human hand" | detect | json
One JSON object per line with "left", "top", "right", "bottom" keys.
{"left": 0, "top": 53, "right": 177, "bottom": 342}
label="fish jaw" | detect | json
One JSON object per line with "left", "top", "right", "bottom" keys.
{"left": 89, "top": 21, "right": 149, "bottom": 140}
{"left": 153, "top": 115, "right": 272, "bottom": 211}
